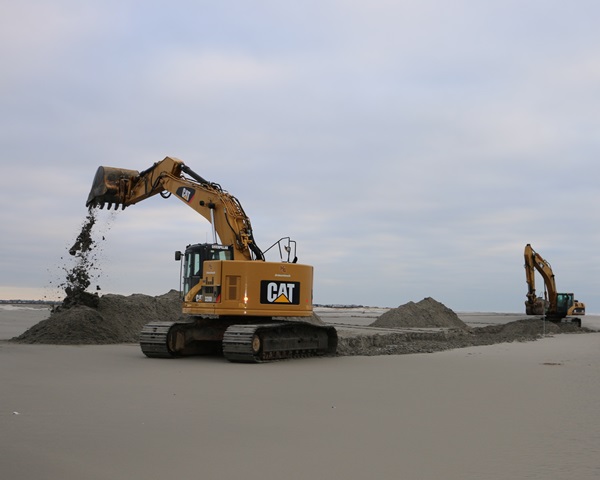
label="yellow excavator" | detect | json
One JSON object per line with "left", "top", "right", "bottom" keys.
{"left": 86, "top": 156, "right": 337, "bottom": 362}
{"left": 523, "top": 243, "right": 585, "bottom": 324}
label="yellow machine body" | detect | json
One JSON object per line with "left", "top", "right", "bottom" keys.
{"left": 183, "top": 260, "right": 313, "bottom": 317}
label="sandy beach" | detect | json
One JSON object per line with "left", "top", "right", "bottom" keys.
{"left": 1, "top": 306, "right": 599, "bottom": 480}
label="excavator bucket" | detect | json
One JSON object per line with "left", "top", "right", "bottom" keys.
{"left": 525, "top": 297, "right": 547, "bottom": 316}
{"left": 86, "top": 166, "right": 139, "bottom": 209}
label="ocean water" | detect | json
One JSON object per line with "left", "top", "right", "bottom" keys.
{"left": 0, "top": 304, "right": 52, "bottom": 312}
{"left": 0, "top": 305, "right": 51, "bottom": 339}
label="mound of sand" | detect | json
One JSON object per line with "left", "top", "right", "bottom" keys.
{"left": 370, "top": 297, "right": 468, "bottom": 330}
{"left": 13, "top": 290, "right": 182, "bottom": 345}
{"left": 474, "top": 318, "right": 577, "bottom": 338}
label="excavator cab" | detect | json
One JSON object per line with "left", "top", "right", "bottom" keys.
{"left": 179, "top": 243, "right": 233, "bottom": 297}
{"left": 555, "top": 293, "right": 574, "bottom": 318}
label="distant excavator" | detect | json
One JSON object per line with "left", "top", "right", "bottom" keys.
{"left": 523, "top": 243, "right": 585, "bottom": 324}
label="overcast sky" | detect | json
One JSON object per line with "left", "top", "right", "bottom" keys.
{"left": 2, "top": 1, "right": 599, "bottom": 312}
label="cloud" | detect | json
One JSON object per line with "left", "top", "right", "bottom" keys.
{"left": 2, "top": 1, "right": 600, "bottom": 312}
{"left": 0, "top": 2, "right": 113, "bottom": 87}
{"left": 147, "top": 50, "right": 288, "bottom": 100}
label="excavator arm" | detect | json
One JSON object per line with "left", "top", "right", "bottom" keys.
{"left": 86, "top": 156, "right": 264, "bottom": 261}
{"left": 524, "top": 243, "right": 558, "bottom": 315}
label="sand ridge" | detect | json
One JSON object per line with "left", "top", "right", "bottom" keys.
{"left": 12, "top": 292, "right": 589, "bottom": 357}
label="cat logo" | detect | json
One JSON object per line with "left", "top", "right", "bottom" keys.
{"left": 260, "top": 281, "right": 300, "bottom": 305}
{"left": 176, "top": 186, "right": 195, "bottom": 203}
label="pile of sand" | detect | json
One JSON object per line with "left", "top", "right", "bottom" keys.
{"left": 20, "top": 207, "right": 179, "bottom": 345}
{"left": 473, "top": 318, "right": 575, "bottom": 338}
{"left": 13, "top": 290, "right": 182, "bottom": 345}
{"left": 370, "top": 297, "right": 469, "bottom": 330}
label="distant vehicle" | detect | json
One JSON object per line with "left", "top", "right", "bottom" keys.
{"left": 523, "top": 244, "right": 585, "bottom": 322}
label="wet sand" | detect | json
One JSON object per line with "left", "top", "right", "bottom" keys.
{"left": 1, "top": 307, "right": 599, "bottom": 479}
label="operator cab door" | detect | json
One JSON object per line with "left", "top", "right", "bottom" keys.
{"left": 556, "top": 293, "right": 574, "bottom": 317}
{"left": 182, "top": 243, "right": 233, "bottom": 296}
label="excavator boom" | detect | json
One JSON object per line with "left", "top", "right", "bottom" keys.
{"left": 86, "top": 157, "right": 263, "bottom": 261}
{"left": 524, "top": 244, "right": 557, "bottom": 315}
